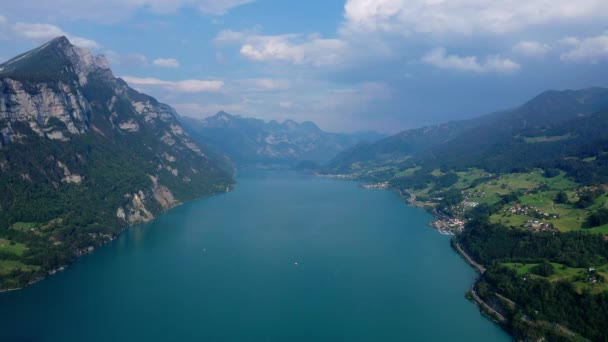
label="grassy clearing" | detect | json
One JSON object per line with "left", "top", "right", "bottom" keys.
{"left": 10, "top": 222, "right": 38, "bottom": 232}
{"left": 490, "top": 213, "right": 531, "bottom": 228}
{"left": 523, "top": 134, "right": 573, "bottom": 143}
{"left": 430, "top": 169, "right": 444, "bottom": 177}
{"left": 0, "top": 239, "right": 28, "bottom": 257}
{"left": 476, "top": 171, "right": 596, "bottom": 232}
{"left": 466, "top": 172, "right": 551, "bottom": 204}
{"left": 453, "top": 169, "right": 492, "bottom": 189}
{"left": 589, "top": 224, "right": 608, "bottom": 234}
{"left": 490, "top": 190, "right": 608, "bottom": 233}
{"left": 394, "top": 166, "right": 421, "bottom": 178}
{"left": 503, "top": 262, "right": 608, "bottom": 294}
{"left": 0, "top": 260, "right": 39, "bottom": 275}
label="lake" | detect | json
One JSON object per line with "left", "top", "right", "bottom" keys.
{"left": 0, "top": 171, "right": 510, "bottom": 341}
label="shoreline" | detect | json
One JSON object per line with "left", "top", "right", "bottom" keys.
{"left": 390, "top": 187, "right": 462, "bottom": 235}
{"left": 383, "top": 183, "right": 513, "bottom": 333}
{"left": 0, "top": 187, "right": 235, "bottom": 294}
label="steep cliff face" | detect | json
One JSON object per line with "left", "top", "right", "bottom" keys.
{"left": 0, "top": 37, "right": 234, "bottom": 289}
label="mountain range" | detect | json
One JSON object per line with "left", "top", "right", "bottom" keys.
{"left": 180, "top": 111, "right": 384, "bottom": 168}
{"left": 325, "top": 87, "right": 608, "bottom": 179}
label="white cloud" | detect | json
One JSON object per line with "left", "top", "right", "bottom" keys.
{"left": 173, "top": 102, "right": 246, "bottom": 117}
{"left": 560, "top": 37, "right": 580, "bottom": 46}
{"left": 216, "top": 30, "right": 348, "bottom": 67}
{"left": 279, "top": 101, "right": 293, "bottom": 108}
{"left": 560, "top": 32, "right": 608, "bottom": 63}
{"left": 121, "top": 76, "right": 224, "bottom": 92}
{"left": 422, "top": 48, "right": 520, "bottom": 73}
{"left": 2, "top": 1, "right": 253, "bottom": 23}
{"left": 105, "top": 51, "right": 148, "bottom": 66}
{"left": 13, "top": 22, "right": 99, "bottom": 48}
{"left": 343, "top": 0, "right": 608, "bottom": 35}
{"left": 236, "top": 78, "right": 290, "bottom": 91}
{"left": 513, "top": 41, "right": 551, "bottom": 58}
{"left": 152, "top": 58, "right": 180, "bottom": 68}
{"left": 69, "top": 36, "right": 100, "bottom": 49}
{"left": 197, "top": 0, "right": 254, "bottom": 15}
{"left": 0, "top": 16, "right": 8, "bottom": 40}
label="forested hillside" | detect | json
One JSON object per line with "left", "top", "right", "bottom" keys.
{"left": 0, "top": 37, "right": 234, "bottom": 290}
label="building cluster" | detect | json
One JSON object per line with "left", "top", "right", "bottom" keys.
{"left": 430, "top": 218, "right": 465, "bottom": 234}
{"left": 462, "top": 201, "right": 479, "bottom": 208}
{"left": 524, "top": 220, "right": 560, "bottom": 233}
{"left": 507, "top": 204, "right": 559, "bottom": 219}
{"left": 361, "top": 182, "right": 390, "bottom": 190}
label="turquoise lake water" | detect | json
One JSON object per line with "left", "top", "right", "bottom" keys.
{"left": 0, "top": 171, "right": 510, "bottom": 341}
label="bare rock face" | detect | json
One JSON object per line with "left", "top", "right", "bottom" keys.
{"left": 150, "top": 175, "right": 176, "bottom": 210}
{"left": 0, "top": 79, "right": 90, "bottom": 142}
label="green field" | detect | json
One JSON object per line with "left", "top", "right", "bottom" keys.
{"left": 503, "top": 262, "right": 608, "bottom": 294}
{"left": 10, "top": 222, "right": 38, "bottom": 232}
{"left": 490, "top": 190, "right": 608, "bottom": 233}
{"left": 0, "top": 239, "right": 28, "bottom": 257}
{"left": 430, "top": 169, "right": 444, "bottom": 177}
{"left": 0, "top": 260, "right": 39, "bottom": 275}
{"left": 394, "top": 166, "right": 421, "bottom": 178}
{"left": 465, "top": 172, "right": 552, "bottom": 205}
{"left": 453, "top": 169, "right": 492, "bottom": 189}
{"left": 523, "top": 134, "right": 573, "bottom": 143}
{"left": 477, "top": 171, "right": 608, "bottom": 233}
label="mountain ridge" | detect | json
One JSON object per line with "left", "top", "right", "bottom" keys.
{"left": 180, "top": 111, "right": 385, "bottom": 167}
{"left": 0, "top": 37, "right": 233, "bottom": 290}
{"left": 325, "top": 87, "right": 608, "bottom": 174}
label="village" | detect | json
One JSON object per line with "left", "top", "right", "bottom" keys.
{"left": 503, "top": 204, "right": 561, "bottom": 233}
{"left": 360, "top": 182, "right": 390, "bottom": 190}
{"left": 430, "top": 217, "right": 466, "bottom": 235}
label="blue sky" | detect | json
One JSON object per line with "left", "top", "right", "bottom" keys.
{"left": 1, "top": 0, "right": 608, "bottom": 133}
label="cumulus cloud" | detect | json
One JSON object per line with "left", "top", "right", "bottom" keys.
{"left": 197, "top": 0, "right": 254, "bottom": 15}
{"left": 279, "top": 101, "right": 293, "bottom": 108}
{"left": 216, "top": 30, "right": 348, "bottom": 66}
{"left": 152, "top": 58, "right": 180, "bottom": 68}
{"left": 2, "top": 0, "right": 254, "bottom": 22}
{"left": 172, "top": 102, "right": 246, "bottom": 117}
{"left": 560, "top": 32, "right": 608, "bottom": 63}
{"left": 105, "top": 51, "right": 148, "bottom": 66}
{"left": 13, "top": 22, "right": 99, "bottom": 48}
{"left": 343, "top": 0, "right": 608, "bottom": 35}
{"left": 513, "top": 41, "right": 551, "bottom": 58}
{"left": 0, "top": 16, "right": 8, "bottom": 40}
{"left": 422, "top": 48, "right": 520, "bottom": 73}
{"left": 236, "top": 78, "right": 290, "bottom": 91}
{"left": 121, "top": 76, "right": 224, "bottom": 92}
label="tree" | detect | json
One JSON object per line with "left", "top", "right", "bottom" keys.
{"left": 586, "top": 208, "right": 608, "bottom": 228}
{"left": 530, "top": 261, "right": 555, "bottom": 277}
{"left": 554, "top": 191, "right": 569, "bottom": 204}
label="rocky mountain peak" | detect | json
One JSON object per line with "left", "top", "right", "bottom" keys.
{"left": 0, "top": 36, "right": 112, "bottom": 85}
{"left": 0, "top": 38, "right": 234, "bottom": 289}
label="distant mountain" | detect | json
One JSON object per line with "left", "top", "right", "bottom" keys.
{"left": 180, "top": 111, "right": 385, "bottom": 167}
{"left": 0, "top": 37, "right": 234, "bottom": 289}
{"left": 326, "top": 87, "right": 608, "bottom": 174}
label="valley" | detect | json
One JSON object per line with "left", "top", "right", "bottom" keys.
{"left": 1, "top": 33, "right": 608, "bottom": 341}
{"left": 180, "top": 111, "right": 384, "bottom": 168}
{"left": 319, "top": 88, "right": 608, "bottom": 340}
